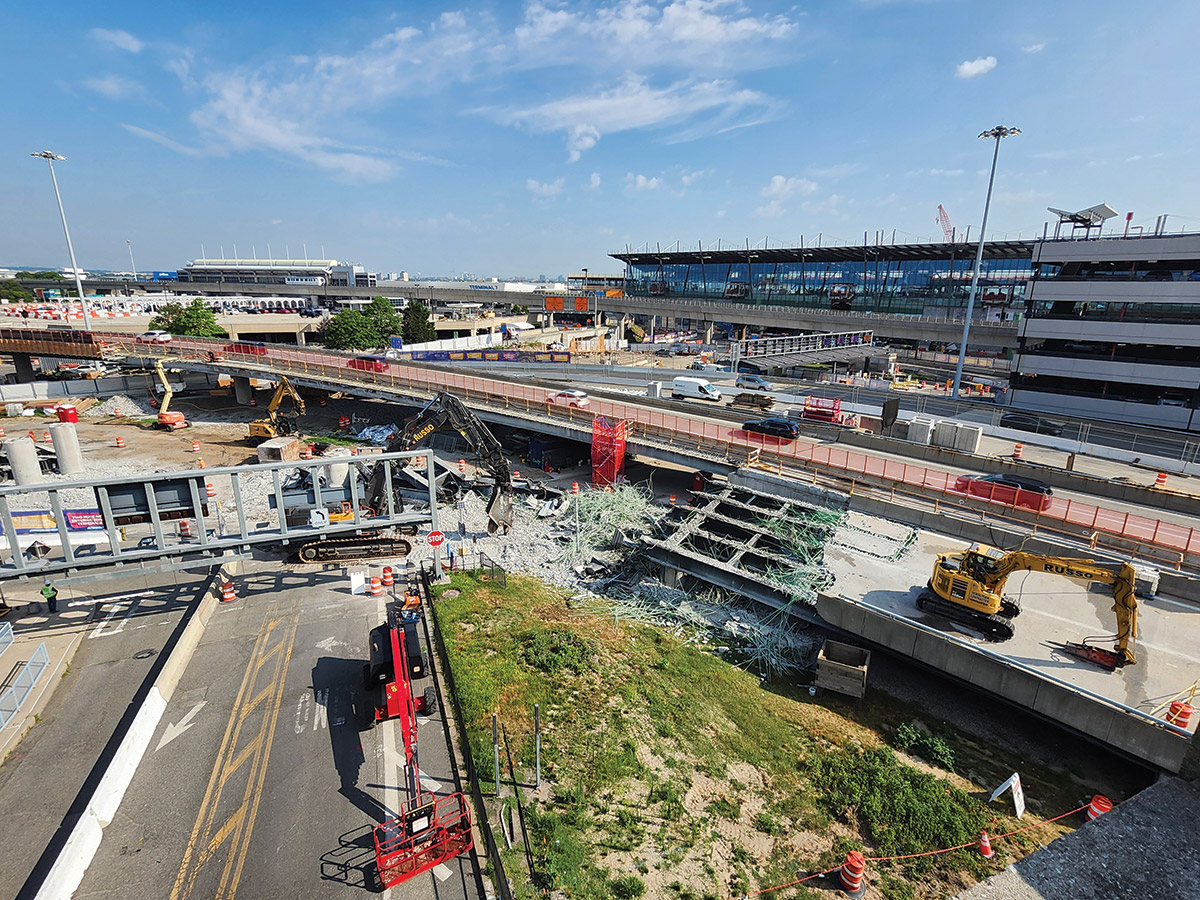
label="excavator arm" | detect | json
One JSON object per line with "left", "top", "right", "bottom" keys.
{"left": 923, "top": 544, "right": 1140, "bottom": 668}
{"left": 387, "top": 391, "right": 513, "bottom": 534}
{"left": 266, "top": 376, "right": 306, "bottom": 421}
{"left": 248, "top": 376, "right": 305, "bottom": 442}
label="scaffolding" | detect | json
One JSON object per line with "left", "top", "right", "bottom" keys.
{"left": 590, "top": 416, "right": 626, "bottom": 486}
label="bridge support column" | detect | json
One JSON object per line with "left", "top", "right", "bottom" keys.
{"left": 11, "top": 353, "right": 35, "bottom": 383}
{"left": 233, "top": 376, "right": 253, "bottom": 406}
{"left": 648, "top": 315, "right": 657, "bottom": 341}
{"left": 701, "top": 321, "right": 714, "bottom": 343}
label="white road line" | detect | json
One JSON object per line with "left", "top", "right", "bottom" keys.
{"left": 88, "top": 598, "right": 140, "bottom": 639}
{"left": 432, "top": 863, "right": 452, "bottom": 882}
{"left": 1149, "top": 596, "right": 1200, "bottom": 612}
{"left": 69, "top": 590, "right": 154, "bottom": 608}
{"left": 294, "top": 692, "right": 311, "bottom": 734}
{"left": 417, "top": 768, "right": 443, "bottom": 793}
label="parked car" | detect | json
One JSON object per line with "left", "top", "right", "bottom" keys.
{"left": 347, "top": 354, "right": 389, "bottom": 373}
{"left": 999, "top": 412, "right": 1064, "bottom": 436}
{"left": 952, "top": 473, "right": 1053, "bottom": 511}
{"left": 736, "top": 373, "right": 775, "bottom": 391}
{"left": 546, "top": 389, "right": 590, "bottom": 409}
{"left": 135, "top": 330, "right": 172, "bottom": 344}
{"left": 742, "top": 417, "right": 801, "bottom": 440}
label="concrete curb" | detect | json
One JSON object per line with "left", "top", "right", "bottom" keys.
{"left": 34, "top": 559, "right": 241, "bottom": 900}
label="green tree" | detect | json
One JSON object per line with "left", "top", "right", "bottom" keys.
{"left": 323, "top": 310, "right": 380, "bottom": 350}
{"left": 149, "top": 298, "right": 228, "bottom": 337}
{"left": 16, "top": 271, "right": 64, "bottom": 279}
{"left": 365, "top": 297, "right": 403, "bottom": 344}
{"left": 401, "top": 300, "right": 437, "bottom": 345}
{"left": 0, "top": 282, "right": 35, "bottom": 302}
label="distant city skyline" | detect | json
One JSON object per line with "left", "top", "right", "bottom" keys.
{"left": 4, "top": 1, "right": 1198, "bottom": 276}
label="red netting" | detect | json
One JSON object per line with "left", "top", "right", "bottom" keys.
{"left": 591, "top": 416, "right": 627, "bottom": 486}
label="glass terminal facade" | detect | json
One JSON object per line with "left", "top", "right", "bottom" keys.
{"left": 611, "top": 241, "right": 1034, "bottom": 318}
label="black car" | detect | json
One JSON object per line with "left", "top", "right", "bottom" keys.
{"left": 742, "top": 417, "right": 801, "bottom": 440}
{"left": 1000, "top": 412, "right": 1064, "bottom": 436}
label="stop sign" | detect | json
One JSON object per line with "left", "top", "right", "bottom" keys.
{"left": 427, "top": 530, "right": 446, "bottom": 548}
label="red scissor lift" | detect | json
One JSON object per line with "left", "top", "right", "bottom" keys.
{"left": 369, "top": 600, "right": 473, "bottom": 888}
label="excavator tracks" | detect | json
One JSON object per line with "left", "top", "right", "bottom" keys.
{"left": 916, "top": 589, "right": 1015, "bottom": 641}
{"left": 293, "top": 532, "right": 413, "bottom": 563}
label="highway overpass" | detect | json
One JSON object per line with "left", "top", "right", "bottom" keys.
{"left": 18, "top": 277, "right": 1017, "bottom": 346}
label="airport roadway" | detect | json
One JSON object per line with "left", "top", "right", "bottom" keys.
{"left": 0, "top": 571, "right": 210, "bottom": 900}
{"left": 75, "top": 559, "right": 479, "bottom": 900}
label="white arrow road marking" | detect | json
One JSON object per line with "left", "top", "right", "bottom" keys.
{"left": 294, "top": 692, "right": 311, "bottom": 734}
{"left": 155, "top": 701, "right": 207, "bottom": 751}
{"left": 88, "top": 597, "right": 142, "bottom": 639}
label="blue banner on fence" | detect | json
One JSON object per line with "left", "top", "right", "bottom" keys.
{"left": 0, "top": 508, "right": 105, "bottom": 535}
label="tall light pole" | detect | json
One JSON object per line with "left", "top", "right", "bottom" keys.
{"left": 126, "top": 239, "right": 139, "bottom": 284}
{"left": 951, "top": 125, "right": 1020, "bottom": 399}
{"left": 30, "top": 151, "right": 92, "bottom": 330}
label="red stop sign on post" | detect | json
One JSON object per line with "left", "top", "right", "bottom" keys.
{"left": 427, "top": 530, "right": 446, "bottom": 548}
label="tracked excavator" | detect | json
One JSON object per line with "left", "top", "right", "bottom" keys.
{"left": 248, "top": 376, "right": 306, "bottom": 444}
{"left": 291, "top": 391, "right": 513, "bottom": 563}
{"left": 383, "top": 391, "right": 514, "bottom": 535}
{"left": 917, "top": 544, "right": 1140, "bottom": 669}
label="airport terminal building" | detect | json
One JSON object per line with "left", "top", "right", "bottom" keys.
{"left": 177, "top": 258, "right": 377, "bottom": 289}
{"left": 613, "top": 230, "right": 1200, "bottom": 431}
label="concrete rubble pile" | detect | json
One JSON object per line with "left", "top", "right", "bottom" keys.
{"left": 83, "top": 394, "right": 155, "bottom": 418}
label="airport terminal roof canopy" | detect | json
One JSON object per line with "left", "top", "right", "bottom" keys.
{"left": 611, "top": 239, "right": 1034, "bottom": 267}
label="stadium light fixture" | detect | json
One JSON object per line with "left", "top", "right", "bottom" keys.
{"left": 951, "top": 125, "right": 1020, "bottom": 399}
{"left": 30, "top": 151, "right": 92, "bottom": 329}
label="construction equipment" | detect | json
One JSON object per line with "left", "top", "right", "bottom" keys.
{"left": 152, "top": 360, "right": 189, "bottom": 430}
{"left": 385, "top": 391, "right": 513, "bottom": 534}
{"left": 918, "top": 544, "right": 1140, "bottom": 668}
{"left": 367, "top": 591, "right": 472, "bottom": 888}
{"left": 247, "top": 376, "right": 306, "bottom": 444}
{"left": 937, "top": 204, "right": 956, "bottom": 242}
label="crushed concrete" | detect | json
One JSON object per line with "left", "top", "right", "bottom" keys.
{"left": 953, "top": 778, "right": 1200, "bottom": 900}
{"left": 83, "top": 394, "right": 155, "bottom": 418}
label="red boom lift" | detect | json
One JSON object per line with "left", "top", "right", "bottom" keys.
{"left": 367, "top": 597, "right": 473, "bottom": 887}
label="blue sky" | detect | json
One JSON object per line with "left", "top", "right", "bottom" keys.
{"left": 4, "top": 0, "right": 1198, "bottom": 278}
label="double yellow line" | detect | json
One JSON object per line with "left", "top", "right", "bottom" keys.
{"left": 171, "top": 596, "right": 300, "bottom": 900}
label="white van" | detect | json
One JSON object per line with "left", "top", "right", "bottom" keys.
{"left": 672, "top": 376, "right": 723, "bottom": 402}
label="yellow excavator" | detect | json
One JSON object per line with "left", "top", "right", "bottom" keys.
{"left": 152, "top": 360, "right": 190, "bottom": 430}
{"left": 247, "top": 376, "right": 306, "bottom": 444}
{"left": 917, "top": 543, "right": 1140, "bottom": 669}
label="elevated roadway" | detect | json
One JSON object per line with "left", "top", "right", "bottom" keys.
{"left": 19, "top": 277, "right": 1016, "bottom": 345}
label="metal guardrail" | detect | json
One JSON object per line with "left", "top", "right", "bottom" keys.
{"left": 0, "top": 641, "right": 49, "bottom": 728}
{"left": 0, "top": 621, "right": 12, "bottom": 657}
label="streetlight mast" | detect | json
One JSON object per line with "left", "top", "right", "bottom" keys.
{"left": 126, "top": 239, "right": 139, "bottom": 285}
{"left": 30, "top": 151, "right": 92, "bottom": 330}
{"left": 951, "top": 125, "right": 1020, "bottom": 399}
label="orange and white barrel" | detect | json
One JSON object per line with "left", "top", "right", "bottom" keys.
{"left": 369, "top": 576, "right": 383, "bottom": 597}
{"left": 1086, "top": 794, "right": 1113, "bottom": 821}
{"left": 1155, "top": 472, "right": 1168, "bottom": 489}
{"left": 221, "top": 582, "right": 237, "bottom": 603}
{"left": 1013, "top": 443, "right": 1024, "bottom": 459}
{"left": 1166, "top": 701, "right": 1193, "bottom": 729}
{"left": 205, "top": 482, "right": 216, "bottom": 498}
{"left": 191, "top": 441, "right": 201, "bottom": 453}
{"left": 381, "top": 567, "right": 394, "bottom": 587}
{"left": 838, "top": 851, "right": 866, "bottom": 896}
{"left": 115, "top": 436, "right": 126, "bottom": 448}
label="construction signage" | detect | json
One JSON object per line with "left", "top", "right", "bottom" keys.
{"left": 427, "top": 531, "right": 446, "bottom": 548}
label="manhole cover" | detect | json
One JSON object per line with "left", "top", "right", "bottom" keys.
{"left": 133, "top": 649, "right": 157, "bottom": 660}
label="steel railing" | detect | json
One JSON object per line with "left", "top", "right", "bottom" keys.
{"left": 0, "top": 642, "right": 49, "bottom": 728}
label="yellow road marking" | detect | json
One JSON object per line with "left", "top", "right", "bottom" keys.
{"left": 170, "top": 596, "right": 300, "bottom": 900}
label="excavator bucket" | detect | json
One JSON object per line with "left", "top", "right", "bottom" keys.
{"left": 486, "top": 487, "right": 513, "bottom": 535}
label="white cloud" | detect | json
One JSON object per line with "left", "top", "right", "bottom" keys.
{"left": 955, "top": 56, "right": 997, "bottom": 78}
{"left": 808, "top": 163, "right": 864, "bottom": 178}
{"left": 680, "top": 168, "right": 712, "bottom": 187}
{"left": 588, "top": 172, "right": 601, "bottom": 189}
{"left": 271, "top": 218, "right": 283, "bottom": 225}
{"left": 1022, "top": 42, "right": 1045, "bottom": 54}
{"left": 526, "top": 177, "right": 565, "bottom": 198}
{"left": 625, "top": 173, "right": 663, "bottom": 191}
{"left": 754, "top": 200, "right": 785, "bottom": 217}
{"left": 90, "top": 28, "right": 144, "bottom": 53}
{"left": 761, "top": 175, "right": 818, "bottom": 199}
{"left": 121, "top": 124, "right": 206, "bottom": 157}
{"left": 84, "top": 74, "right": 142, "bottom": 99}
{"left": 491, "top": 74, "right": 772, "bottom": 161}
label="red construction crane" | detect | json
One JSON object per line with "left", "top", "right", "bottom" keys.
{"left": 937, "top": 205, "right": 956, "bottom": 242}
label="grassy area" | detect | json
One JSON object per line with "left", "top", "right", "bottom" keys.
{"left": 432, "top": 571, "right": 1085, "bottom": 900}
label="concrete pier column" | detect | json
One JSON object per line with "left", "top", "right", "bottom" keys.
{"left": 5, "top": 437, "right": 43, "bottom": 484}
{"left": 233, "top": 376, "right": 253, "bottom": 405}
{"left": 11, "top": 353, "right": 36, "bottom": 384}
{"left": 701, "top": 321, "right": 714, "bottom": 343}
{"left": 50, "top": 422, "right": 84, "bottom": 476}
{"left": 323, "top": 447, "right": 352, "bottom": 488}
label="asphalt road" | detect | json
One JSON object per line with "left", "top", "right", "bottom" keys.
{"left": 77, "top": 558, "right": 479, "bottom": 900}
{"left": 0, "top": 571, "right": 211, "bottom": 900}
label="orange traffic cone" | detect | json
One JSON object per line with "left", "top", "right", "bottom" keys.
{"left": 115, "top": 436, "right": 126, "bottom": 448}
{"left": 979, "top": 831, "right": 995, "bottom": 859}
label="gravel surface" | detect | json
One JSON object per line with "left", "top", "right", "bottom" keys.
{"left": 83, "top": 393, "right": 155, "bottom": 418}
{"left": 953, "top": 778, "right": 1200, "bottom": 900}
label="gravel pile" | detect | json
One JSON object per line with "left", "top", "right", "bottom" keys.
{"left": 84, "top": 394, "right": 154, "bottom": 418}
{"left": 953, "top": 778, "right": 1200, "bottom": 900}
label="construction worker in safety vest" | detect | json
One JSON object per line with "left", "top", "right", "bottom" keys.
{"left": 41, "top": 579, "right": 59, "bottom": 614}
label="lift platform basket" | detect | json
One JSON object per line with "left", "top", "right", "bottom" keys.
{"left": 374, "top": 791, "right": 474, "bottom": 888}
